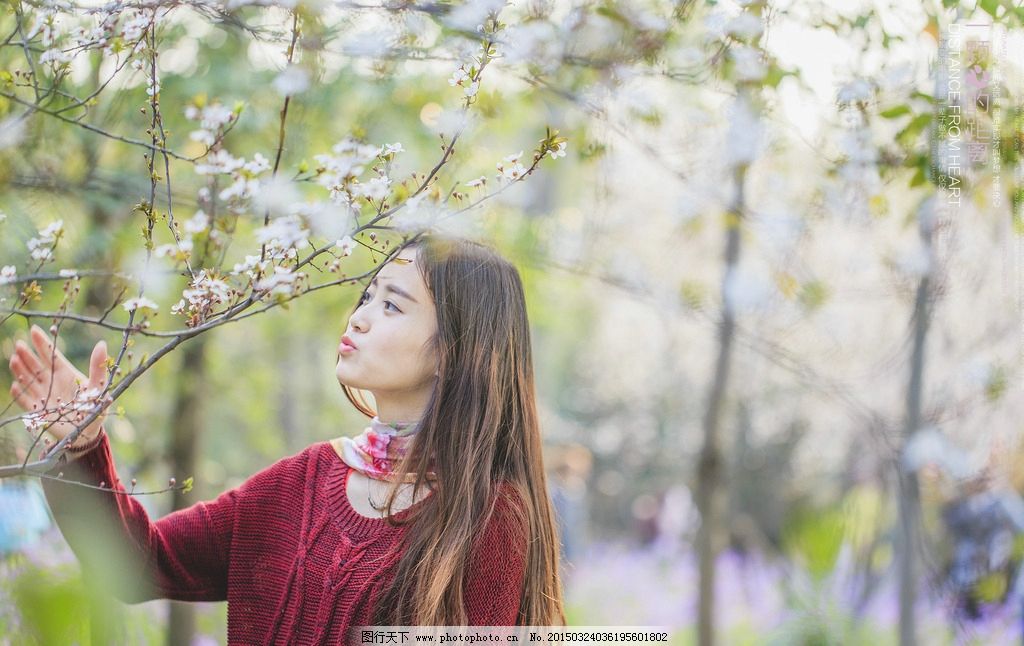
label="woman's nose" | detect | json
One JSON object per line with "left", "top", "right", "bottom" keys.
{"left": 348, "top": 311, "right": 367, "bottom": 333}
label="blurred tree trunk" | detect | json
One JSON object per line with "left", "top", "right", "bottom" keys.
{"left": 695, "top": 158, "right": 746, "bottom": 646}
{"left": 898, "top": 217, "right": 933, "bottom": 646}
{"left": 897, "top": 3, "right": 955, "bottom": 635}
{"left": 167, "top": 335, "right": 208, "bottom": 646}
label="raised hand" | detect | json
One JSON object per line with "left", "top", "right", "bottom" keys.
{"left": 7, "top": 324, "right": 111, "bottom": 451}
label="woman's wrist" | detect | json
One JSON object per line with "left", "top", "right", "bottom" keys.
{"left": 63, "top": 427, "right": 105, "bottom": 456}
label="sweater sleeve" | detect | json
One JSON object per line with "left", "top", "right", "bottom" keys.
{"left": 464, "top": 485, "right": 528, "bottom": 625}
{"left": 40, "top": 428, "right": 239, "bottom": 603}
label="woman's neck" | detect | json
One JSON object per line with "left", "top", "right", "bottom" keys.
{"left": 373, "top": 393, "right": 429, "bottom": 427}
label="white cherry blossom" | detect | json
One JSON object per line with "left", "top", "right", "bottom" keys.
{"left": 335, "top": 236, "right": 356, "bottom": 257}
{"left": 254, "top": 214, "right": 309, "bottom": 252}
{"left": 352, "top": 176, "right": 391, "bottom": 202}
{"left": 26, "top": 220, "right": 63, "bottom": 262}
{"left": 230, "top": 254, "right": 268, "bottom": 279}
{"left": 273, "top": 65, "right": 310, "bottom": 97}
{"left": 122, "top": 296, "right": 159, "bottom": 312}
{"left": 254, "top": 266, "right": 303, "bottom": 297}
{"left": 183, "top": 210, "right": 210, "bottom": 235}
{"left": 725, "top": 12, "right": 763, "bottom": 40}
{"left": 195, "top": 149, "right": 244, "bottom": 175}
{"left": 449, "top": 67, "right": 470, "bottom": 87}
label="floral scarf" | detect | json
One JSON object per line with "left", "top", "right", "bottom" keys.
{"left": 337, "top": 416, "right": 438, "bottom": 484}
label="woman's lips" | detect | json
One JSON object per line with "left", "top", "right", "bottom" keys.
{"left": 338, "top": 342, "right": 357, "bottom": 354}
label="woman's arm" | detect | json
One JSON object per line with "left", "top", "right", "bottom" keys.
{"left": 40, "top": 427, "right": 238, "bottom": 603}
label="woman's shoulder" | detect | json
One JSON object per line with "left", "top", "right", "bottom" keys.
{"left": 483, "top": 480, "right": 528, "bottom": 534}
{"left": 325, "top": 437, "right": 347, "bottom": 465}
{"left": 493, "top": 479, "right": 526, "bottom": 510}
{"left": 231, "top": 442, "right": 328, "bottom": 501}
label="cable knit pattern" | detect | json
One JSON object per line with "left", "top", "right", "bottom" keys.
{"left": 40, "top": 430, "right": 528, "bottom": 645}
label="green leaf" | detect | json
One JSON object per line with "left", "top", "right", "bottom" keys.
{"left": 986, "top": 364, "right": 1008, "bottom": 401}
{"left": 783, "top": 506, "right": 846, "bottom": 580}
{"left": 762, "top": 65, "right": 790, "bottom": 89}
{"left": 798, "top": 280, "right": 830, "bottom": 311}
{"left": 1013, "top": 210, "right": 1024, "bottom": 236}
{"left": 12, "top": 565, "right": 91, "bottom": 644}
{"left": 976, "top": 572, "right": 1008, "bottom": 602}
{"left": 595, "top": 6, "right": 628, "bottom": 24}
{"left": 880, "top": 104, "right": 911, "bottom": 119}
{"left": 910, "top": 165, "right": 928, "bottom": 188}
{"left": 896, "top": 113, "right": 932, "bottom": 145}
{"left": 980, "top": 0, "right": 1000, "bottom": 17}
{"left": 679, "top": 280, "right": 705, "bottom": 308}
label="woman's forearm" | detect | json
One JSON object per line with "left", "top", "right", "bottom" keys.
{"left": 40, "top": 429, "right": 234, "bottom": 603}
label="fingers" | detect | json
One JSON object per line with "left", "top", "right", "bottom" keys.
{"left": 8, "top": 373, "right": 48, "bottom": 416}
{"left": 9, "top": 380, "right": 37, "bottom": 412}
{"left": 13, "top": 338, "right": 45, "bottom": 379}
{"left": 29, "top": 324, "right": 70, "bottom": 372}
{"left": 10, "top": 327, "right": 109, "bottom": 417}
{"left": 88, "top": 340, "right": 109, "bottom": 390}
{"left": 9, "top": 354, "right": 44, "bottom": 400}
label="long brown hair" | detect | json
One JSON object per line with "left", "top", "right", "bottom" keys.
{"left": 341, "top": 233, "right": 566, "bottom": 625}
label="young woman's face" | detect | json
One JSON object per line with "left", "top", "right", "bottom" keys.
{"left": 336, "top": 247, "right": 439, "bottom": 404}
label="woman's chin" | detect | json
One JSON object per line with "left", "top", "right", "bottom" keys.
{"left": 336, "top": 367, "right": 364, "bottom": 390}
{"left": 335, "top": 367, "right": 353, "bottom": 387}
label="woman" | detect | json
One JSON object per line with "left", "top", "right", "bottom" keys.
{"left": 7, "top": 233, "right": 566, "bottom": 644}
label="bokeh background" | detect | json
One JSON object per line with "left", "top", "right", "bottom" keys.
{"left": 2, "top": 0, "right": 1024, "bottom": 644}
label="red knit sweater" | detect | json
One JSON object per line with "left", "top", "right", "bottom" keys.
{"left": 40, "top": 430, "right": 528, "bottom": 644}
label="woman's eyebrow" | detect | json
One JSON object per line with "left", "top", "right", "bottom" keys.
{"left": 369, "top": 277, "right": 418, "bottom": 304}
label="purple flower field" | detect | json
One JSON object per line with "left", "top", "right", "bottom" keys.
{"left": 562, "top": 540, "right": 1024, "bottom": 645}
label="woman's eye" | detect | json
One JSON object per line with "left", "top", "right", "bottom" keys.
{"left": 359, "top": 291, "right": 399, "bottom": 313}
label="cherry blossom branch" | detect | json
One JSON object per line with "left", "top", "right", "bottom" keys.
{"left": 259, "top": 9, "right": 301, "bottom": 268}
{"left": 144, "top": 17, "right": 198, "bottom": 282}
{"left": 0, "top": 308, "right": 147, "bottom": 335}
{"left": 50, "top": 36, "right": 148, "bottom": 116}
{"left": 0, "top": 89, "right": 195, "bottom": 161}
{"left": 0, "top": 268, "right": 166, "bottom": 285}
{"left": 13, "top": 3, "right": 42, "bottom": 103}
{"left": 34, "top": 468, "right": 192, "bottom": 496}
{"left": 0, "top": 251, "right": 398, "bottom": 481}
